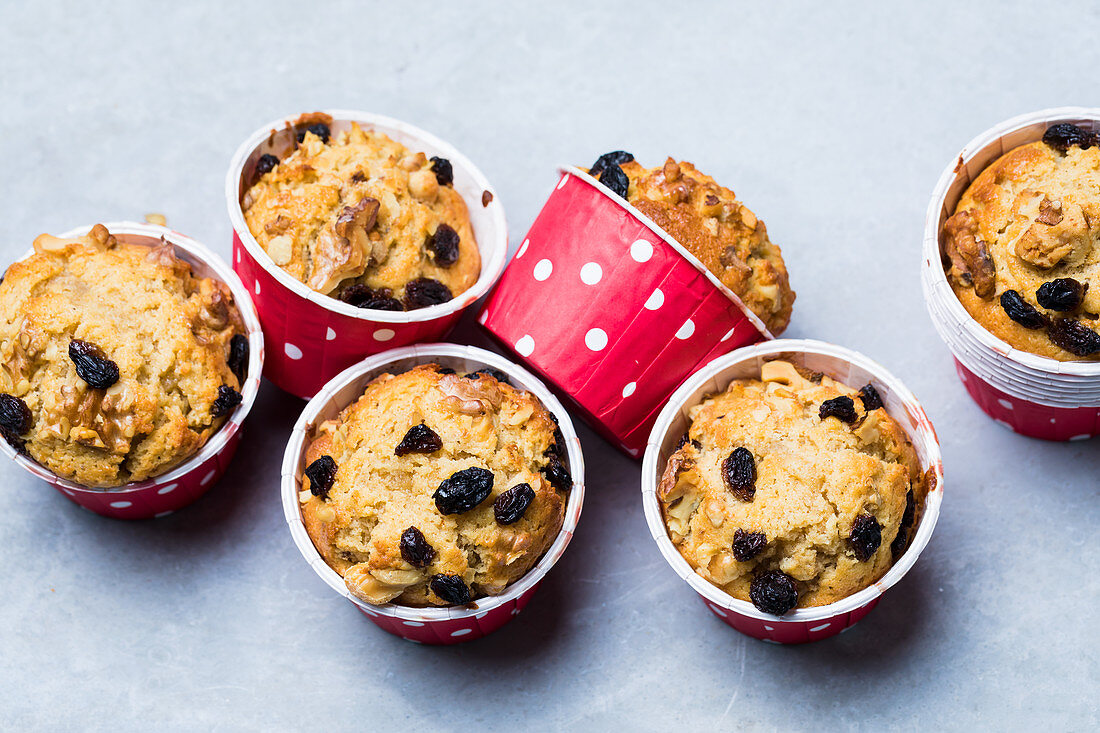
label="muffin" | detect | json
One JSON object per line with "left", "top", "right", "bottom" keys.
{"left": 585, "top": 151, "right": 794, "bottom": 334}
{"left": 242, "top": 114, "right": 480, "bottom": 311}
{"left": 943, "top": 122, "right": 1100, "bottom": 360}
{"left": 657, "top": 359, "right": 926, "bottom": 615}
{"left": 300, "top": 364, "right": 570, "bottom": 607}
{"left": 0, "top": 224, "right": 248, "bottom": 487}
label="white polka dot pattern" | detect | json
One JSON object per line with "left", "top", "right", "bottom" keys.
{"left": 515, "top": 335, "right": 535, "bottom": 357}
{"left": 285, "top": 343, "right": 304, "bottom": 360}
{"left": 622, "top": 382, "right": 636, "bottom": 398}
{"left": 630, "top": 239, "right": 653, "bottom": 262}
{"left": 675, "top": 319, "right": 696, "bottom": 339}
{"left": 579, "top": 262, "right": 602, "bottom": 285}
{"left": 533, "top": 259, "right": 553, "bottom": 281}
{"left": 644, "top": 288, "right": 664, "bottom": 310}
{"left": 585, "top": 328, "right": 608, "bottom": 351}
{"left": 373, "top": 329, "right": 396, "bottom": 342}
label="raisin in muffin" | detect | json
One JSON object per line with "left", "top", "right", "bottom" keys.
{"left": 300, "top": 364, "right": 571, "bottom": 607}
{"left": 242, "top": 115, "right": 480, "bottom": 311}
{"left": 0, "top": 225, "right": 249, "bottom": 487}
{"left": 944, "top": 123, "right": 1100, "bottom": 360}
{"left": 657, "top": 360, "right": 926, "bottom": 615}
{"left": 585, "top": 151, "right": 794, "bottom": 334}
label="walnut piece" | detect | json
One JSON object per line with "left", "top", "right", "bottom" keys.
{"left": 943, "top": 209, "right": 997, "bottom": 298}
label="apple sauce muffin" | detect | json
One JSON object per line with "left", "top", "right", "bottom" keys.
{"left": 657, "top": 360, "right": 926, "bottom": 615}
{"left": 299, "top": 364, "right": 571, "bottom": 607}
{"left": 0, "top": 225, "right": 248, "bottom": 487}
{"left": 943, "top": 123, "right": 1100, "bottom": 360}
{"left": 242, "top": 115, "right": 480, "bottom": 311}
{"left": 584, "top": 151, "right": 795, "bottom": 334}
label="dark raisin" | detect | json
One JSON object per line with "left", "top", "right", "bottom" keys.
{"left": 227, "top": 333, "right": 250, "bottom": 384}
{"left": 429, "top": 156, "right": 453, "bottom": 186}
{"left": 426, "top": 223, "right": 460, "bottom": 267}
{"left": 547, "top": 425, "right": 566, "bottom": 458}
{"left": 749, "top": 570, "right": 798, "bottom": 615}
{"left": 858, "top": 384, "right": 883, "bottom": 411}
{"left": 1000, "top": 290, "right": 1047, "bottom": 329}
{"left": 849, "top": 513, "right": 882, "bottom": 562}
{"left": 68, "top": 340, "right": 120, "bottom": 390}
{"left": 394, "top": 423, "right": 443, "bottom": 456}
{"left": 819, "top": 396, "right": 858, "bottom": 423}
{"left": 0, "top": 394, "right": 33, "bottom": 436}
{"left": 1, "top": 428, "right": 27, "bottom": 454}
{"left": 399, "top": 527, "right": 436, "bottom": 568}
{"left": 434, "top": 365, "right": 456, "bottom": 375}
{"left": 466, "top": 367, "right": 511, "bottom": 384}
{"left": 211, "top": 385, "right": 242, "bottom": 417}
{"left": 542, "top": 453, "right": 572, "bottom": 492}
{"left": 675, "top": 433, "right": 701, "bottom": 451}
{"left": 494, "top": 483, "right": 535, "bottom": 525}
{"left": 1042, "top": 123, "right": 1097, "bottom": 152}
{"left": 255, "top": 153, "right": 279, "bottom": 176}
{"left": 890, "top": 489, "right": 917, "bottom": 559}
{"left": 1047, "top": 317, "right": 1100, "bottom": 356}
{"left": 403, "top": 278, "right": 453, "bottom": 309}
{"left": 598, "top": 163, "right": 629, "bottom": 199}
{"left": 304, "top": 455, "right": 337, "bottom": 498}
{"left": 429, "top": 574, "right": 470, "bottom": 605}
{"left": 297, "top": 122, "right": 330, "bottom": 143}
{"left": 338, "top": 284, "right": 404, "bottom": 311}
{"left": 481, "top": 190, "right": 493, "bottom": 206}
{"left": 434, "top": 466, "right": 494, "bottom": 514}
{"left": 722, "top": 447, "right": 757, "bottom": 502}
{"left": 1036, "top": 278, "right": 1088, "bottom": 312}
{"left": 589, "top": 151, "right": 634, "bottom": 177}
{"left": 731, "top": 529, "right": 767, "bottom": 562}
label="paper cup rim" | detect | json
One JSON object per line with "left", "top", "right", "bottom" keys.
{"left": 226, "top": 109, "right": 508, "bottom": 324}
{"left": 557, "top": 166, "right": 775, "bottom": 340}
{"left": 280, "top": 343, "right": 586, "bottom": 623}
{"left": 922, "top": 106, "right": 1100, "bottom": 378}
{"left": 640, "top": 338, "right": 944, "bottom": 623}
{"left": 0, "top": 221, "right": 265, "bottom": 495}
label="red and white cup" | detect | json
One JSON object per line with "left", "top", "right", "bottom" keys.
{"left": 281, "top": 344, "right": 585, "bottom": 645}
{"left": 226, "top": 110, "right": 508, "bottom": 399}
{"left": 479, "top": 167, "right": 772, "bottom": 458}
{"left": 0, "top": 222, "right": 264, "bottom": 520}
{"left": 641, "top": 339, "right": 944, "bottom": 644}
{"left": 922, "top": 107, "right": 1100, "bottom": 440}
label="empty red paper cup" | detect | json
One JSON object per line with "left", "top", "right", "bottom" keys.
{"left": 922, "top": 107, "right": 1100, "bottom": 440}
{"left": 641, "top": 339, "right": 944, "bottom": 644}
{"left": 478, "top": 167, "right": 772, "bottom": 458}
{"left": 281, "top": 344, "right": 585, "bottom": 644}
{"left": 226, "top": 110, "right": 508, "bottom": 399}
{"left": 1, "top": 222, "right": 264, "bottom": 520}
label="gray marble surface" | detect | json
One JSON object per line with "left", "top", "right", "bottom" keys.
{"left": 1, "top": 1, "right": 1098, "bottom": 730}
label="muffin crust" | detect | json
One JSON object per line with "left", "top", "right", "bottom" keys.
{"left": 301, "top": 365, "right": 569, "bottom": 607}
{"left": 243, "top": 120, "right": 480, "bottom": 308}
{"left": 944, "top": 136, "right": 1100, "bottom": 360}
{"left": 0, "top": 225, "right": 246, "bottom": 487}
{"left": 657, "top": 360, "right": 925, "bottom": 611}
{"left": 617, "top": 158, "right": 795, "bottom": 334}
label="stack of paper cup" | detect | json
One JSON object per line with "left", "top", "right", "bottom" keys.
{"left": 641, "top": 339, "right": 943, "bottom": 644}
{"left": 281, "top": 344, "right": 585, "bottom": 645}
{"left": 922, "top": 107, "right": 1100, "bottom": 440}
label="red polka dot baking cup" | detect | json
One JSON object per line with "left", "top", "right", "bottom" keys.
{"left": 281, "top": 344, "right": 584, "bottom": 645}
{"left": 922, "top": 107, "right": 1100, "bottom": 440}
{"left": 478, "top": 167, "right": 771, "bottom": 458}
{"left": 0, "top": 222, "right": 264, "bottom": 520}
{"left": 641, "top": 339, "right": 943, "bottom": 644}
{"left": 226, "top": 110, "right": 508, "bottom": 399}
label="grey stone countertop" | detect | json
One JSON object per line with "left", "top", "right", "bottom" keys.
{"left": 1, "top": 1, "right": 1096, "bottom": 730}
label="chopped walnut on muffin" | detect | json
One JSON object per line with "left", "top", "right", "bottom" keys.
{"left": 0, "top": 224, "right": 248, "bottom": 487}
{"left": 943, "top": 123, "right": 1100, "bottom": 360}
{"left": 657, "top": 360, "right": 927, "bottom": 615}
{"left": 583, "top": 151, "right": 795, "bottom": 334}
{"left": 299, "top": 364, "right": 571, "bottom": 607}
{"left": 242, "top": 114, "right": 480, "bottom": 311}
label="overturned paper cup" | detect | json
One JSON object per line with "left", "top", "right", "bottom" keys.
{"left": 922, "top": 107, "right": 1100, "bottom": 440}
{"left": 281, "top": 344, "right": 585, "bottom": 644}
{"left": 641, "top": 339, "right": 943, "bottom": 644}
{"left": 0, "top": 222, "right": 264, "bottom": 520}
{"left": 227, "top": 110, "right": 508, "bottom": 399}
{"left": 480, "top": 167, "right": 772, "bottom": 458}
